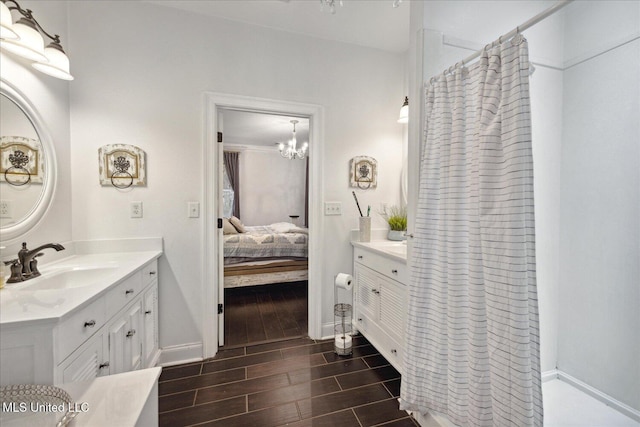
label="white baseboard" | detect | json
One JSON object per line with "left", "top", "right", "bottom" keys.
{"left": 157, "top": 342, "right": 203, "bottom": 367}
{"left": 557, "top": 371, "right": 640, "bottom": 423}
{"left": 321, "top": 322, "right": 335, "bottom": 340}
{"left": 541, "top": 369, "right": 559, "bottom": 383}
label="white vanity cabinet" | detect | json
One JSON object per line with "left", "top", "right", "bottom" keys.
{"left": 0, "top": 256, "right": 160, "bottom": 386}
{"left": 353, "top": 245, "right": 407, "bottom": 373}
{"left": 57, "top": 259, "right": 159, "bottom": 382}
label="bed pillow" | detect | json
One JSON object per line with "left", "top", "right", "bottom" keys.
{"left": 229, "top": 216, "right": 246, "bottom": 233}
{"left": 223, "top": 218, "right": 238, "bottom": 235}
{"left": 270, "top": 222, "right": 308, "bottom": 234}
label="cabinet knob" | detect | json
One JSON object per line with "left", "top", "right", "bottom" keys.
{"left": 391, "top": 349, "right": 397, "bottom": 354}
{"left": 357, "top": 255, "right": 363, "bottom": 259}
{"left": 391, "top": 269, "right": 398, "bottom": 274}
{"left": 84, "top": 320, "right": 96, "bottom": 328}
{"left": 125, "top": 289, "right": 134, "bottom": 295}
{"left": 371, "top": 288, "right": 378, "bottom": 293}
{"left": 99, "top": 362, "right": 110, "bottom": 369}
{"left": 145, "top": 310, "right": 152, "bottom": 315}
{"left": 358, "top": 318, "right": 362, "bottom": 322}
{"left": 149, "top": 271, "right": 156, "bottom": 275}
{"left": 126, "top": 329, "right": 136, "bottom": 338}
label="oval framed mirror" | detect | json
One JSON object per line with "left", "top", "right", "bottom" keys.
{"left": 0, "top": 79, "right": 57, "bottom": 241}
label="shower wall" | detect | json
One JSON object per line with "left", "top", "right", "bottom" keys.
{"left": 558, "top": 1, "right": 640, "bottom": 412}
{"left": 418, "top": 0, "right": 640, "bottom": 415}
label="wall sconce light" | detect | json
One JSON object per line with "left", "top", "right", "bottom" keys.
{"left": 0, "top": 0, "right": 74, "bottom": 80}
{"left": 397, "top": 96, "right": 408, "bottom": 123}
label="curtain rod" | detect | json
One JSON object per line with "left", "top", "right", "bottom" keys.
{"left": 459, "top": 0, "right": 574, "bottom": 66}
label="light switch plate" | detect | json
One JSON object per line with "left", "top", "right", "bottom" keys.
{"left": 324, "top": 202, "right": 342, "bottom": 216}
{"left": 188, "top": 202, "right": 200, "bottom": 218}
{"left": 130, "top": 201, "right": 143, "bottom": 218}
{"left": 0, "top": 200, "right": 12, "bottom": 219}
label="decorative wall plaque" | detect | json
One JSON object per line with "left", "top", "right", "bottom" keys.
{"left": 349, "top": 156, "right": 377, "bottom": 189}
{"left": 99, "top": 144, "right": 146, "bottom": 188}
{"left": 0, "top": 136, "right": 44, "bottom": 186}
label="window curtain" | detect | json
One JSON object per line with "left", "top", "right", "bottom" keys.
{"left": 400, "top": 35, "right": 542, "bottom": 426}
{"left": 223, "top": 151, "right": 240, "bottom": 219}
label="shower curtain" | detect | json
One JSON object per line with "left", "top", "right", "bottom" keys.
{"left": 400, "top": 35, "right": 542, "bottom": 426}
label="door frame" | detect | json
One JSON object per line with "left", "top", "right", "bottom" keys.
{"left": 203, "top": 92, "right": 324, "bottom": 359}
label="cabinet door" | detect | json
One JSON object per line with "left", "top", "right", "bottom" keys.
{"left": 354, "top": 265, "right": 380, "bottom": 321}
{"left": 109, "top": 302, "right": 143, "bottom": 374}
{"left": 379, "top": 277, "right": 406, "bottom": 342}
{"left": 59, "top": 332, "right": 107, "bottom": 383}
{"left": 126, "top": 302, "right": 143, "bottom": 371}
{"left": 108, "top": 316, "right": 128, "bottom": 375}
{"left": 143, "top": 282, "right": 159, "bottom": 367}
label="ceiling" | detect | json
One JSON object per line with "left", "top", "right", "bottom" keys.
{"left": 145, "top": 0, "right": 411, "bottom": 53}
{"left": 222, "top": 110, "right": 309, "bottom": 148}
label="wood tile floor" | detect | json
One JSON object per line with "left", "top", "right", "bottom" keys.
{"left": 224, "top": 281, "right": 308, "bottom": 347}
{"left": 159, "top": 336, "right": 417, "bottom": 427}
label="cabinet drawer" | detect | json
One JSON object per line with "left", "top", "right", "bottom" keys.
{"left": 354, "top": 248, "right": 408, "bottom": 284}
{"left": 142, "top": 259, "right": 158, "bottom": 285}
{"left": 386, "top": 336, "right": 403, "bottom": 372}
{"left": 354, "top": 311, "right": 372, "bottom": 335}
{"left": 106, "top": 271, "right": 142, "bottom": 318}
{"left": 57, "top": 297, "right": 106, "bottom": 362}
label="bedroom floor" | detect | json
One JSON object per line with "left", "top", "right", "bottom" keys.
{"left": 224, "top": 281, "right": 308, "bottom": 347}
{"left": 158, "top": 335, "right": 416, "bottom": 427}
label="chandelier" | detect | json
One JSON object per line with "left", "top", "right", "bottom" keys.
{"left": 277, "top": 120, "right": 308, "bottom": 160}
{"left": 0, "top": 0, "right": 73, "bottom": 80}
{"left": 320, "top": 0, "right": 403, "bottom": 14}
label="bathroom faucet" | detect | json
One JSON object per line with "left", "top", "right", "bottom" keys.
{"left": 9, "top": 242, "right": 66, "bottom": 282}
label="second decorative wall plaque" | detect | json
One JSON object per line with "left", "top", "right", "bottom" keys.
{"left": 349, "top": 156, "right": 377, "bottom": 189}
{"left": 98, "top": 144, "right": 146, "bottom": 188}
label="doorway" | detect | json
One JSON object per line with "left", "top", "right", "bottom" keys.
{"left": 203, "top": 93, "right": 324, "bottom": 359}
{"left": 220, "top": 110, "right": 310, "bottom": 347}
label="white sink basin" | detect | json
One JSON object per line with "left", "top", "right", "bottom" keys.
{"left": 18, "top": 266, "right": 119, "bottom": 291}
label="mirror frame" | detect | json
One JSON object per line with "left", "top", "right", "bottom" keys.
{"left": 0, "top": 79, "right": 57, "bottom": 242}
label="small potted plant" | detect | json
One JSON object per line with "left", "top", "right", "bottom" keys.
{"left": 380, "top": 204, "right": 407, "bottom": 241}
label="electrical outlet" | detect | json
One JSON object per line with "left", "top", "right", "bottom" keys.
{"left": 130, "top": 201, "right": 143, "bottom": 218}
{"left": 0, "top": 200, "right": 12, "bottom": 219}
{"left": 324, "top": 202, "right": 342, "bottom": 216}
{"left": 188, "top": 202, "right": 200, "bottom": 218}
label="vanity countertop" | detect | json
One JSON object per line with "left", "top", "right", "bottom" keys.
{"left": 0, "top": 250, "right": 162, "bottom": 328}
{"left": 351, "top": 240, "right": 408, "bottom": 263}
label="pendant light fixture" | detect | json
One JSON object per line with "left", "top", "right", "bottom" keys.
{"left": 397, "top": 96, "right": 409, "bottom": 123}
{"left": 277, "top": 120, "right": 308, "bottom": 160}
{"left": 0, "top": 0, "right": 74, "bottom": 80}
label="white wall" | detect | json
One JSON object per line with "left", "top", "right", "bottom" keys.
{"left": 67, "top": 1, "right": 404, "bottom": 353}
{"left": 234, "top": 148, "right": 306, "bottom": 227}
{"left": 0, "top": 1, "right": 72, "bottom": 254}
{"left": 558, "top": 1, "right": 640, "bottom": 411}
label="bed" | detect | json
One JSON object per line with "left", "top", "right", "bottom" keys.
{"left": 223, "top": 222, "right": 308, "bottom": 288}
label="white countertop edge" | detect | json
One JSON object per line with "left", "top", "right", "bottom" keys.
{"left": 351, "top": 240, "right": 408, "bottom": 263}
{"left": 0, "top": 250, "right": 163, "bottom": 327}
{"left": 60, "top": 367, "right": 162, "bottom": 427}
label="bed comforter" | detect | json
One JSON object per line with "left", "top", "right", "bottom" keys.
{"left": 224, "top": 223, "right": 308, "bottom": 265}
